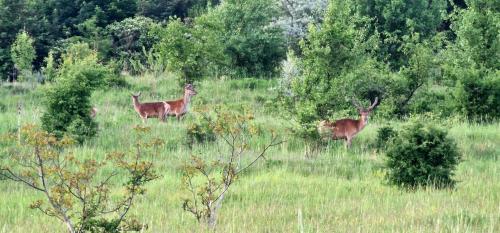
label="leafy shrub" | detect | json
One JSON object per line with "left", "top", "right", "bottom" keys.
{"left": 41, "top": 43, "right": 111, "bottom": 143}
{"left": 454, "top": 71, "right": 500, "bottom": 121}
{"left": 374, "top": 126, "right": 397, "bottom": 150}
{"left": 186, "top": 117, "right": 216, "bottom": 147}
{"left": 385, "top": 121, "right": 461, "bottom": 189}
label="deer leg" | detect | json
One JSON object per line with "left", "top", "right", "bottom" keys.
{"left": 346, "top": 137, "right": 352, "bottom": 149}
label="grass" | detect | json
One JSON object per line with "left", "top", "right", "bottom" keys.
{"left": 0, "top": 75, "right": 499, "bottom": 233}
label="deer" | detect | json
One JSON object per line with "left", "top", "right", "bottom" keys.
{"left": 318, "top": 97, "right": 378, "bottom": 148}
{"left": 131, "top": 92, "right": 171, "bottom": 123}
{"left": 163, "top": 84, "right": 197, "bottom": 121}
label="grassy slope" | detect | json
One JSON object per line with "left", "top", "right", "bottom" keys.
{"left": 0, "top": 76, "right": 499, "bottom": 233}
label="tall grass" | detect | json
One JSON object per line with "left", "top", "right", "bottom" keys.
{"left": 0, "top": 76, "right": 499, "bottom": 232}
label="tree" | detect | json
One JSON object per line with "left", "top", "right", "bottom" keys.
{"left": 181, "top": 106, "right": 282, "bottom": 229}
{"left": 154, "top": 17, "right": 227, "bottom": 83}
{"left": 216, "top": 0, "right": 286, "bottom": 77}
{"left": 10, "top": 30, "right": 36, "bottom": 81}
{"left": 443, "top": 0, "right": 500, "bottom": 121}
{"left": 1, "top": 125, "right": 159, "bottom": 233}
{"left": 41, "top": 43, "right": 112, "bottom": 143}
{"left": 106, "top": 16, "right": 160, "bottom": 74}
{"left": 284, "top": 0, "right": 372, "bottom": 139}
{"left": 275, "top": 0, "right": 328, "bottom": 51}
{"left": 354, "top": 0, "right": 448, "bottom": 70}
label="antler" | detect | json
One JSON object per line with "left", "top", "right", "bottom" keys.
{"left": 368, "top": 97, "right": 378, "bottom": 110}
{"left": 351, "top": 98, "right": 363, "bottom": 110}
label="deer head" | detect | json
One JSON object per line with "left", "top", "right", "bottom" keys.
{"left": 351, "top": 97, "right": 378, "bottom": 123}
{"left": 184, "top": 84, "right": 197, "bottom": 97}
{"left": 131, "top": 92, "right": 141, "bottom": 103}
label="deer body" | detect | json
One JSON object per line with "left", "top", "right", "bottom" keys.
{"left": 163, "top": 84, "right": 197, "bottom": 120}
{"left": 131, "top": 93, "right": 170, "bottom": 123}
{"left": 318, "top": 97, "right": 378, "bottom": 148}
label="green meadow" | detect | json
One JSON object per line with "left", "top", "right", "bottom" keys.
{"left": 1, "top": 76, "right": 498, "bottom": 233}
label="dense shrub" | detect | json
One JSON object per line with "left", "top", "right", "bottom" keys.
{"left": 453, "top": 72, "right": 500, "bottom": 121}
{"left": 375, "top": 125, "right": 397, "bottom": 150}
{"left": 186, "top": 117, "right": 216, "bottom": 147}
{"left": 41, "top": 43, "right": 111, "bottom": 142}
{"left": 385, "top": 121, "right": 461, "bottom": 189}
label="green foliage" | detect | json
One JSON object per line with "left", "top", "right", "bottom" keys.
{"left": 214, "top": 0, "right": 285, "bottom": 77}
{"left": 443, "top": 0, "right": 500, "bottom": 121}
{"left": 42, "top": 51, "right": 57, "bottom": 82}
{"left": 0, "top": 125, "right": 159, "bottom": 233}
{"left": 284, "top": 1, "right": 384, "bottom": 138}
{"left": 375, "top": 125, "right": 397, "bottom": 150}
{"left": 106, "top": 16, "right": 160, "bottom": 74}
{"left": 41, "top": 43, "right": 111, "bottom": 143}
{"left": 186, "top": 116, "right": 216, "bottom": 146}
{"left": 453, "top": 71, "right": 500, "bottom": 121}
{"left": 354, "top": 0, "right": 447, "bottom": 70}
{"left": 154, "top": 17, "right": 227, "bottom": 84}
{"left": 10, "top": 30, "right": 36, "bottom": 81}
{"left": 385, "top": 121, "right": 461, "bottom": 189}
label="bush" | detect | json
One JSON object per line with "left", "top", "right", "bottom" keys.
{"left": 375, "top": 126, "right": 397, "bottom": 150}
{"left": 454, "top": 71, "right": 500, "bottom": 121}
{"left": 41, "top": 43, "right": 110, "bottom": 143}
{"left": 385, "top": 121, "right": 461, "bottom": 189}
{"left": 186, "top": 117, "right": 216, "bottom": 147}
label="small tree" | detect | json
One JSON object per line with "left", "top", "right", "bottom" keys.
{"left": 181, "top": 107, "right": 282, "bottom": 229}
{"left": 10, "top": 30, "right": 36, "bottom": 82}
{"left": 0, "top": 125, "right": 160, "bottom": 233}
{"left": 385, "top": 121, "right": 461, "bottom": 189}
{"left": 42, "top": 51, "right": 57, "bottom": 82}
{"left": 41, "top": 43, "right": 111, "bottom": 143}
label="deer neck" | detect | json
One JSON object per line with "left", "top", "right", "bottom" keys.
{"left": 132, "top": 98, "right": 140, "bottom": 108}
{"left": 357, "top": 114, "right": 368, "bottom": 130}
{"left": 183, "top": 92, "right": 191, "bottom": 108}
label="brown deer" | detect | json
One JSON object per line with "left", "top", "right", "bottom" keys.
{"left": 318, "top": 97, "right": 378, "bottom": 148}
{"left": 163, "top": 84, "right": 197, "bottom": 121}
{"left": 131, "top": 92, "right": 170, "bottom": 123}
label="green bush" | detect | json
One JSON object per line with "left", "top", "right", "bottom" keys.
{"left": 385, "top": 121, "right": 461, "bottom": 189}
{"left": 41, "top": 43, "right": 110, "bottom": 143}
{"left": 186, "top": 117, "right": 216, "bottom": 147}
{"left": 375, "top": 126, "right": 397, "bottom": 150}
{"left": 454, "top": 71, "right": 500, "bottom": 121}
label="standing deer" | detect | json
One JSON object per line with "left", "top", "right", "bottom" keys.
{"left": 318, "top": 97, "right": 378, "bottom": 148}
{"left": 131, "top": 92, "right": 170, "bottom": 123}
{"left": 163, "top": 84, "right": 197, "bottom": 121}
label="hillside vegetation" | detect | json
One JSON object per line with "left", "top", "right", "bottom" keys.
{"left": 0, "top": 0, "right": 499, "bottom": 232}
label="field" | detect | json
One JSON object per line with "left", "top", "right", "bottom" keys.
{"left": 0, "top": 76, "right": 499, "bottom": 233}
